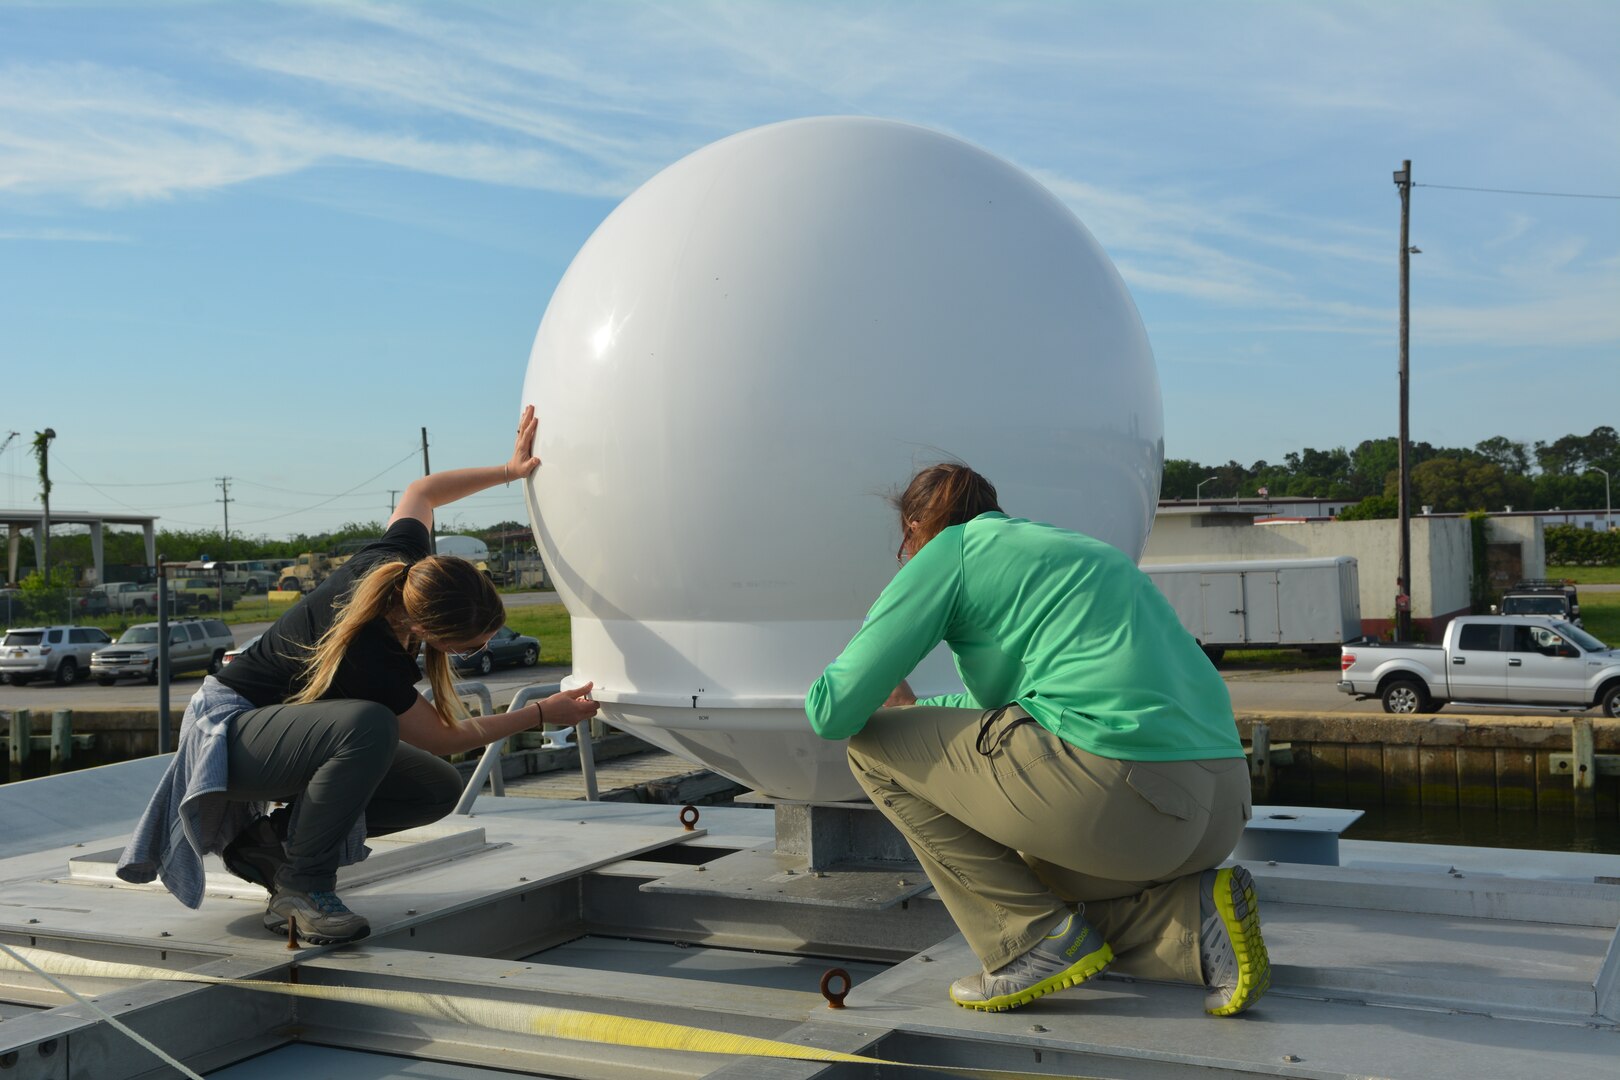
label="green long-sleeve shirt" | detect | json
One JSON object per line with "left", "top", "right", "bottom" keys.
{"left": 806, "top": 512, "right": 1242, "bottom": 762}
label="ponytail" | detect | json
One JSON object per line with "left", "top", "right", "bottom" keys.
{"left": 894, "top": 463, "right": 1002, "bottom": 562}
{"left": 288, "top": 560, "right": 409, "bottom": 707}
{"left": 288, "top": 553, "right": 504, "bottom": 728}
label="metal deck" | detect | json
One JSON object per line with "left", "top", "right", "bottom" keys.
{"left": 2, "top": 756, "right": 1618, "bottom": 1078}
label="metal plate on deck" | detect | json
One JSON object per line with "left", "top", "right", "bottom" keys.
{"left": 640, "top": 847, "right": 932, "bottom": 909}
{"left": 64, "top": 822, "right": 497, "bottom": 898}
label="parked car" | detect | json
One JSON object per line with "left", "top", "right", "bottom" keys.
{"left": 71, "top": 590, "right": 111, "bottom": 617}
{"left": 413, "top": 626, "right": 542, "bottom": 676}
{"left": 1, "top": 625, "right": 114, "bottom": 686}
{"left": 1339, "top": 615, "right": 1620, "bottom": 716}
{"left": 220, "top": 633, "right": 261, "bottom": 667}
{"left": 168, "top": 576, "right": 241, "bottom": 612}
{"left": 92, "top": 581, "right": 181, "bottom": 616}
{"left": 1494, "top": 579, "right": 1581, "bottom": 627}
{"left": 91, "top": 618, "right": 236, "bottom": 685}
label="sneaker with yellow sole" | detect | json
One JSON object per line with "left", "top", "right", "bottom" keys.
{"left": 949, "top": 910, "right": 1113, "bottom": 1012}
{"left": 1200, "top": 865, "right": 1270, "bottom": 1016}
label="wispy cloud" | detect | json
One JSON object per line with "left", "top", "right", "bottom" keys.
{"left": 0, "top": 0, "right": 1613, "bottom": 355}
{"left": 0, "top": 226, "right": 129, "bottom": 242}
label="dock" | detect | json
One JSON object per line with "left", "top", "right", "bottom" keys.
{"left": 2, "top": 754, "right": 1618, "bottom": 1079}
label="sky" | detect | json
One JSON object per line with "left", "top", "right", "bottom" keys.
{"left": 1, "top": 0, "right": 1617, "bottom": 539}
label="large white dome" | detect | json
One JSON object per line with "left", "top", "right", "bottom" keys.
{"left": 522, "top": 117, "right": 1162, "bottom": 801}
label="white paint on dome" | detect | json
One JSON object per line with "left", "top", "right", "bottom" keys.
{"left": 522, "top": 116, "right": 1162, "bottom": 800}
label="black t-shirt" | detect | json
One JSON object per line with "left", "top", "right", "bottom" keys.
{"left": 217, "top": 519, "right": 430, "bottom": 714}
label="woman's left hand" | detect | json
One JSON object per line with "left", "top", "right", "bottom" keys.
{"left": 541, "top": 683, "right": 600, "bottom": 728}
{"left": 508, "top": 405, "right": 541, "bottom": 481}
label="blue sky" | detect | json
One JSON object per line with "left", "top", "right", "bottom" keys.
{"left": 2, "top": 0, "right": 1616, "bottom": 538}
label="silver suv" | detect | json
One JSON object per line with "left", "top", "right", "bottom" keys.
{"left": 91, "top": 618, "right": 236, "bottom": 685}
{"left": 1, "top": 625, "right": 114, "bottom": 686}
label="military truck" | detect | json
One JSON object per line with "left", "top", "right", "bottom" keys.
{"left": 275, "top": 539, "right": 374, "bottom": 594}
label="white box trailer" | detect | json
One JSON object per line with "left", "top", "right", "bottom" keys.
{"left": 1143, "top": 556, "right": 1361, "bottom": 661}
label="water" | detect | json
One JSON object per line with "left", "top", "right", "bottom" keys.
{"left": 1330, "top": 801, "right": 1620, "bottom": 855}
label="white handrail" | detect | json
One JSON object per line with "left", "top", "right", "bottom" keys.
{"left": 453, "top": 682, "right": 599, "bottom": 814}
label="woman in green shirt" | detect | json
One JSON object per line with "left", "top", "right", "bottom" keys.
{"left": 807, "top": 463, "right": 1269, "bottom": 1015}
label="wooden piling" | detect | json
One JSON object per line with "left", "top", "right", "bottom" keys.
{"left": 51, "top": 710, "right": 72, "bottom": 769}
{"left": 1249, "top": 722, "right": 1273, "bottom": 801}
{"left": 1572, "top": 718, "right": 1596, "bottom": 820}
{"left": 8, "top": 709, "right": 28, "bottom": 771}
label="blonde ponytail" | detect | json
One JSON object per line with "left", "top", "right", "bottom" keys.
{"left": 421, "top": 644, "right": 464, "bottom": 727}
{"left": 288, "top": 560, "right": 410, "bottom": 707}
{"left": 288, "top": 552, "right": 504, "bottom": 730}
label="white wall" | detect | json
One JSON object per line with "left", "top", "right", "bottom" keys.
{"left": 1143, "top": 514, "right": 1479, "bottom": 623}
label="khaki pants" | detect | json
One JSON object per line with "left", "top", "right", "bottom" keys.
{"left": 847, "top": 705, "right": 1250, "bottom": 981}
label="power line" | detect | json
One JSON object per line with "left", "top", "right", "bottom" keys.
{"left": 235, "top": 444, "right": 423, "bottom": 526}
{"left": 1414, "top": 182, "right": 1620, "bottom": 200}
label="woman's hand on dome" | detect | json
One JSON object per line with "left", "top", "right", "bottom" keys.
{"left": 542, "top": 683, "right": 600, "bottom": 728}
{"left": 509, "top": 405, "right": 541, "bottom": 480}
{"left": 883, "top": 680, "right": 917, "bottom": 708}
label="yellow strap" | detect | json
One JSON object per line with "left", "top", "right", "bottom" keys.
{"left": 0, "top": 945, "right": 1094, "bottom": 1080}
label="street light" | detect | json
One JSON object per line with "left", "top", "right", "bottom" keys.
{"left": 1196, "top": 475, "right": 1219, "bottom": 506}
{"left": 1589, "top": 467, "right": 1613, "bottom": 533}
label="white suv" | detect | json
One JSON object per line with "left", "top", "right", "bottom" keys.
{"left": 1, "top": 625, "right": 114, "bottom": 686}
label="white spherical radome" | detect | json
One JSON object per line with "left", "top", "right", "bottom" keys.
{"left": 522, "top": 117, "right": 1162, "bottom": 800}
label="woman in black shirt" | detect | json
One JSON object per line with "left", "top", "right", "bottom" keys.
{"left": 120, "top": 406, "right": 597, "bottom": 944}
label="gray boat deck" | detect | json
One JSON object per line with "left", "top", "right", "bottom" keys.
{"left": 2, "top": 757, "right": 1618, "bottom": 1078}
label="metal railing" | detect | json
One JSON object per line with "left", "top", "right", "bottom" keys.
{"left": 452, "top": 682, "right": 598, "bottom": 815}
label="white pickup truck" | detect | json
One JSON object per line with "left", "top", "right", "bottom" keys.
{"left": 1339, "top": 615, "right": 1620, "bottom": 716}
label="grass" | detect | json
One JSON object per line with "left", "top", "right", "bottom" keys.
{"left": 503, "top": 604, "right": 573, "bottom": 666}
{"left": 1216, "top": 648, "right": 1340, "bottom": 670}
{"left": 1578, "top": 590, "right": 1620, "bottom": 648}
{"left": 1547, "top": 565, "right": 1620, "bottom": 586}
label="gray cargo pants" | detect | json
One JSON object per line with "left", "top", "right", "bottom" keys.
{"left": 226, "top": 699, "right": 463, "bottom": 892}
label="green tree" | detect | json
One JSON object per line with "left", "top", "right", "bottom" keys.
{"left": 1402, "top": 457, "right": 1531, "bottom": 513}
{"left": 1160, "top": 458, "right": 1211, "bottom": 500}
{"left": 1337, "top": 494, "right": 1397, "bottom": 520}
{"left": 1475, "top": 435, "right": 1530, "bottom": 476}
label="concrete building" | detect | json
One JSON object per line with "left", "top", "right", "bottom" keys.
{"left": 2, "top": 509, "right": 158, "bottom": 588}
{"left": 1143, "top": 506, "right": 1545, "bottom": 639}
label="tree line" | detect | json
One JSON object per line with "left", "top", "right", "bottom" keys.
{"left": 1163, "top": 427, "right": 1618, "bottom": 520}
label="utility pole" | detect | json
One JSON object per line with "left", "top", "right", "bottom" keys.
{"left": 421, "top": 427, "right": 435, "bottom": 549}
{"left": 388, "top": 489, "right": 400, "bottom": 514}
{"left": 216, "top": 477, "right": 233, "bottom": 558}
{"left": 1393, "top": 160, "right": 1414, "bottom": 642}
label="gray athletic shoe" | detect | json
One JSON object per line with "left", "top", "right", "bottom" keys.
{"left": 949, "top": 910, "right": 1113, "bottom": 1011}
{"left": 263, "top": 884, "right": 370, "bottom": 945}
{"left": 1200, "top": 865, "right": 1270, "bottom": 1016}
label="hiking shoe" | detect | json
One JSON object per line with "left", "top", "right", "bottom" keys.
{"left": 221, "top": 816, "right": 286, "bottom": 890}
{"left": 262, "top": 884, "right": 370, "bottom": 945}
{"left": 949, "top": 910, "right": 1113, "bottom": 1012}
{"left": 1200, "top": 865, "right": 1270, "bottom": 1016}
